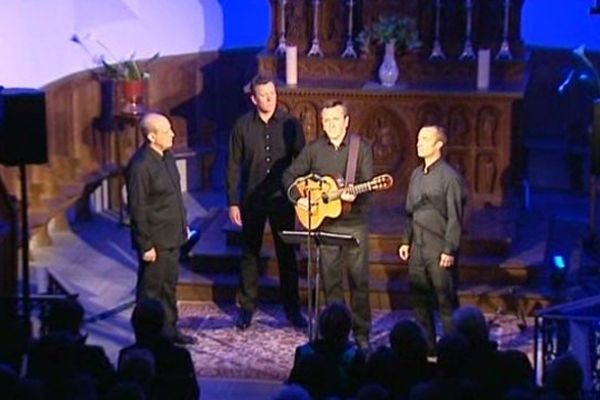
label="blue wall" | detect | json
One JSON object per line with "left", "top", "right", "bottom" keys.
{"left": 522, "top": 0, "right": 600, "bottom": 50}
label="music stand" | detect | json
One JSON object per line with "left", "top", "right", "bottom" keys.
{"left": 280, "top": 229, "right": 358, "bottom": 340}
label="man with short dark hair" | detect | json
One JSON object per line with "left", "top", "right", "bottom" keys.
{"left": 398, "top": 125, "right": 465, "bottom": 353}
{"left": 226, "top": 75, "right": 306, "bottom": 330}
{"left": 283, "top": 100, "right": 374, "bottom": 352}
{"left": 126, "top": 112, "right": 195, "bottom": 345}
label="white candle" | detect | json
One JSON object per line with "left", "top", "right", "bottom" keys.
{"left": 477, "top": 49, "right": 491, "bottom": 90}
{"left": 286, "top": 45, "right": 298, "bottom": 86}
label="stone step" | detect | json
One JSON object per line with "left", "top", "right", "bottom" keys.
{"left": 185, "top": 205, "right": 549, "bottom": 314}
{"left": 222, "top": 223, "right": 512, "bottom": 258}
{"left": 188, "top": 246, "right": 540, "bottom": 286}
{"left": 192, "top": 208, "right": 523, "bottom": 285}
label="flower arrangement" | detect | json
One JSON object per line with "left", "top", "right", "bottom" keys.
{"left": 357, "top": 16, "right": 421, "bottom": 55}
{"left": 71, "top": 34, "right": 159, "bottom": 81}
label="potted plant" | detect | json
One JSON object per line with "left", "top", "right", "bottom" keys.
{"left": 116, "top": 55, "right": 159, "bottom": 115}
{"left": 358, "top": 16, "right": 421, "bottom": 87}
{"left": 71, "top": 34, "right": 159, "bottom": 114}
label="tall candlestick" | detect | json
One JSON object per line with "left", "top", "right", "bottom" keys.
{"left": 496, "top": 0, "right": 513, "bottom": 60}
{"left": 341, "top": 0, "right": 358, "bottom": 58}
{"left": 274, "top": 0, "right": 288, "bottom": 56}
{"left": 429, "top": 0, "right": 446, "bottom": 61}
{"left": 459, "top": 0, "right": 476, "bottom": 61}
{"left": 307, "top": 0, "right": 324, "bottom": 57}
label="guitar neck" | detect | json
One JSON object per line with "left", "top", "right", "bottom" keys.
{"left": 331, "top": 181, "right": 373, "bottom": 199}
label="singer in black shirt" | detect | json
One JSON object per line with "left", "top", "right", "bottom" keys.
{"left": 283, "top": 100, "right": 374, "bottom": 353}
{"left": 398, "top": 125, "right": 466, "bottom": 353}
{"left": 126, "top": 113, "right": 196, "bottom": 345}
{"left": 226, "top": 76, "right": 306, "bottom": 330}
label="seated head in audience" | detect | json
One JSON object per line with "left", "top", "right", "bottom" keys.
{"left": 543, "top": 353, "right": 583, "bottom": 399}
{"left": 105, "top": 381, "right": 146, "bottom": 400}
{"left": 46, "top": 297, "right": 85, "bottom": 338}
{"left": 131, "top": 299, "right": 166, "bottom": 342}
{"left": 435, "top": 333, "right": 470, "bottom": 378}
{"left": 451, "top": 306, "right": 489, "bottom": 348}
{"left": 0, "top": 363, "right": 18, "bottom": 398}
{"left": 356, "top": 383, "right": 390, "bottom": 400}
{"left": 272, "top": 384, "right": 311, "bottom": 400}
{"left": 0, "top": 299, "right": 29, "bottom": 372}
{"left": 118, "top": 347, "right": 155, "bottom": 388}
{"left": 501, "top": 349, "right": 535, "bottom": 390}
{"left": 504, "top": 387, "right": 539, "bottom": 400}
{"left": 389, "top": 319, "right": 429, "bottom": 362}
{"left": 319, "top": 301, "right": 352, "bottom": 347}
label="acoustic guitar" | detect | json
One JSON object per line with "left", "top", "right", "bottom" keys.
{"left": 293, "top": 173, "right": 394, "bottom": 229}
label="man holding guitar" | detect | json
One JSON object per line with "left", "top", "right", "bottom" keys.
{"left": 283, "top": 100, "right": 375, "bottom": 353}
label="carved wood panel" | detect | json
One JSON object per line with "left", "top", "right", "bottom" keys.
{"left": 278, "top": 86, "right": 521, "bottom": 206}
{"left": 263, "top": 0, "right": 525, "bottom": 86}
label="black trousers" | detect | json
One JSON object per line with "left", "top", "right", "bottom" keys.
{"left": 136, "top": 247, "right": 180, "bottom": 337}
{"left": 408, "top": 244, "right": 459, "bottom": 350}
{"left": 318, "top": 221, "right": 370, "bottom": 340}
{"left": 239, "top": 196, "right": 300, "bottom": 314}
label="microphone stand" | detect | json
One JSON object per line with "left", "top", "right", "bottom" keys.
{"left": 284, "top": 175, "right": 359, "bottom": 341}
{"left": 306, "top": 186, "right": 315, "bottom": 340}
{"left": 306, "top": 179, "right": 323, "bottom": 341}
{"left": 294, "top": 175, "right": 321, "bottom": 341}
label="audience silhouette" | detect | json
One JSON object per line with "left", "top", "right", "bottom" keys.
{"left": 542, "top": 353, "right": 584, "bottom": 399}
{"left": 288, "top": 302, "right": 367, "bottom": 399}
{"left": 26, "top": 298, "right": 116, "bottom": 399}
{"left": 119, "top": 298, "right": 200, "bottom": 400}
{"left": 366, "top": 319, "right": 435, "bottom": 398}
{"left": 284, "top": 304, "right": 587, "bottom": 400}
{"left": 0, "top": 293, "right": 590, "bottom": 400}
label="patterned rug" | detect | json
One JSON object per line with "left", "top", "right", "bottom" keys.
{"left": 177, "top": 301, "right": 535, "bottom": 381}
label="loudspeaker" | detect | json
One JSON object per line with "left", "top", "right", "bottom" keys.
{"left": 0, "top": 88, "right": 48, "bottom": 166}
{"left": 592, "top": 99, "right": 600, "bottom": 175}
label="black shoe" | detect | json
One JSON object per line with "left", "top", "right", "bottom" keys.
{"left": 171, "top": 331, "right": 197, "bottom": 345}
{"left": 286, "top": 310, "right": 308, "bottom": 329}
{"left": 235, "top": 309, "right": 253, "bottom": 330}
{"left": 427, "top": 348, "right": 437, "bottom": 359}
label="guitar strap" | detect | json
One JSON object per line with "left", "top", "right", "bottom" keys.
{"left": 345, "top": 134, "right": 360, "bottom": 186}
{"left": 341, "top": 134, "right": 360, "bottom": 214}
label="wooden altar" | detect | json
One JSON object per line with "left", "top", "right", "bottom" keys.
{"left": 259, "top": 0, "right": 527, "bottom": 206}
{"left": 277, "top": 83, "right": 521, "bottom": 207}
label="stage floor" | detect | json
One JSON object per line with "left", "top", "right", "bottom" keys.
{"left": 28, "top": 187, "right": 600, "bottom": 399}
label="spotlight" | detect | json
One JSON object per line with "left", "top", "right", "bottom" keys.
{"left": 553, "top": 255, "right": 566, "bottom": 270}
{"left": 545, "top": 217, "right": 587, "bottom": 289}
{"left": 591, "top": 0, "right": 600, "bottom": 14}
{"left": 550, "top": 253, "right": 568, "bottom": 288}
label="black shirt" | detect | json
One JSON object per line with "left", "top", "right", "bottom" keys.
{"left": 126, "top": 145, "right": 187, "bottom": 252}
{"left": 283, "top": 132, "right": 374, "bottom": 224}
{"left": 402, "top": 158, "right": 465, "bottom": 255}
{"left": 226, "top": 108, "right": 305, "bottom": 206}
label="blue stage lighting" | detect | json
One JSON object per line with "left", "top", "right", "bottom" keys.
{"left": 552, "top": 255, "right": 566, "bottom": 269}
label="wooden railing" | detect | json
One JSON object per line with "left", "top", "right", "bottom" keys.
{"left": 0, "top": 48, "right": 261, "bottom": 245}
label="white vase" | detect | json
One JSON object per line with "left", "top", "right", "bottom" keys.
{"left": 378, "top": 41, "right": 399, "bottom": 87}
